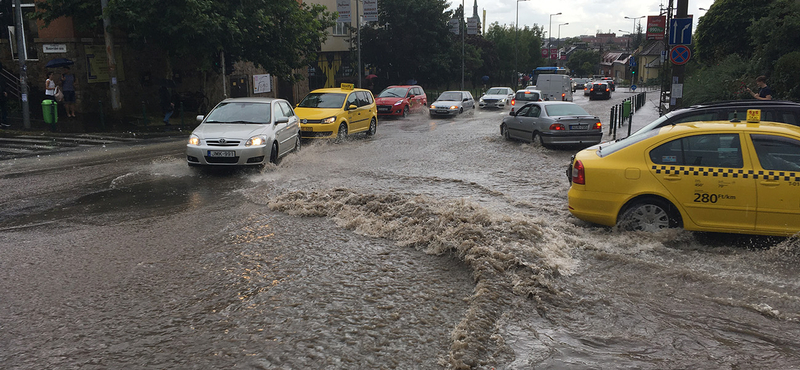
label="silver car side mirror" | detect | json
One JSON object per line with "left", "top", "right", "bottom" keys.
{"left": 196, "top": 115, "right": 204, "bottom": 123}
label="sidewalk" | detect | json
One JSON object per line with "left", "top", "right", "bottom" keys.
{"left": 607, "top": 87, "right": 664, "bottom": 140}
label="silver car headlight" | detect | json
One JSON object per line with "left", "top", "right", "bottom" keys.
{"left": 450, "top": 105, "right": 459, "bottom": 110}
{"left": 246, "top": 135, "right": 267, "bottom": 147}
{"left": 188, "top": 135, "right": 200, "bottom": 146}
{"left": 479, "top": 98, "right": 485, "bottom": 103}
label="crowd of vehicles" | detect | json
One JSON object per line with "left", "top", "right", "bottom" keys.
{"left": 185, "top": 81, "right": 800, "bottom": 238}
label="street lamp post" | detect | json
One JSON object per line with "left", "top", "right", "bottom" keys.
{"left": 624, "top": 15, "right": 645, "bottom": 51}
{"left": 557, "top": 22, "right": 568, "bottom": 66}
{"left": 619, "top": 29, "right": 631, "bottom": 51}
{"left": 515, "top": 0, "right": 530, "bottom": 89}
{"left": 548, "top": 12, "right": 561, "bottom": 49}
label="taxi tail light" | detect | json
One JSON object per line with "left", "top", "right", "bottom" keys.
{"left": 550, "top": 123, "right": 565, "bottom": 131}
{"left": 572, "top": 160, "right": 585, "bottom": 185}
{"left": 593, "top": 121, "right": 602, "bottom": 130}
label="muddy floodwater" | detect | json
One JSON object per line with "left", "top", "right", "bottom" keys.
{"left": 2, "top": 95, "right": 800, "bottom": 369}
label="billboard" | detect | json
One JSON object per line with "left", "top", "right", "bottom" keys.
{"left": 646, "top": 15, "right": 666, "bottom": 40}
{"left": 337, "top": 0, "right": 351, "bottom": 23}
{"left": 363, "top": 0, "right": 378, "bottom": 22}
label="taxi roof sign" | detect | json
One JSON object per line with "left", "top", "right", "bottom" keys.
{"left": 746, "top": 109, "right": 761, "bottom": 123}
{"left": 341, "top": 83, "right": 355, "bottom": 90}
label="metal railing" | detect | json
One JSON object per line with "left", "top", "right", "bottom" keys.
{"left": 609, "top": 91, "right": 647, "bottom": 140}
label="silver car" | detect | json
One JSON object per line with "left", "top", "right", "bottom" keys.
{"left": 479, "top": 87, "right": 514, "bottom": 109}
{"left": 429, "top": 91, "right": 475, "bottom": 117}
{"left": 500, "top": 101, "right": 603, "bottom": 147}
{"left": 186, "top": 97, "right": 301, "bottom": 166}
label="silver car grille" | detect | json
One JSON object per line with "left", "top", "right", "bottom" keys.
{"left": 207, "top": 139, "right": 241, "bottom": 146}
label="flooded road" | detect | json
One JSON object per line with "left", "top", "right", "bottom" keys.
{"left": 2, "top": 94, "right": 800, "bottom": 369}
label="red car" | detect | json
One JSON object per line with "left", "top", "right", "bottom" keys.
{"left": 375, "top": 85, "right": 427, "bottom": 118}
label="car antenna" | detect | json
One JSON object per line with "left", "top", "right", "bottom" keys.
{"left": 730, "top": 110, "right": 740, "bottom": 123}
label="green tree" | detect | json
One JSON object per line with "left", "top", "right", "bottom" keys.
{"left": 748, "top": 0, "right": 800, "bottom": 74}
{"left": 484, "top": 23, "right": 544, "bottom": 88}
{"left": 34, "top": 0, "right": 336, "bottom": 80}
{"left": 565, "top": 49, "right": 599, "bottom": 77}
{"left": 694, "top": 0, "right": 774, "bottom": 65}
{"left": 359, "top": 0, "right": 454, "bottom": 87}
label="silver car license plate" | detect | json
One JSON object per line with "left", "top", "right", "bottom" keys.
{"left": 208, "top": 150, "right": 235, "bottom": 157}
{"left": 570, "top": 124, "right": 588, "bottom": 130}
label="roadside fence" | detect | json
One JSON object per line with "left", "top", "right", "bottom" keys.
{"left": 609, "top": 91, "right": 647, "bottom": 140}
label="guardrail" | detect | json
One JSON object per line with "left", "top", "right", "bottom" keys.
{"left": 609, "top": 91, "right": 647, "bottom": 140}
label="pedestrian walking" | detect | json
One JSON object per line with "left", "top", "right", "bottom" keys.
{"left": 159, "top": 83, "right": 175, "bottom": 125}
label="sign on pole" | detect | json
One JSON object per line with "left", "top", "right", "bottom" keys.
{"left": 646, "top": 15, "right": 666, "bottom": 40}
{"left": 541, "top": 48, "right": 549, "bottom": 58}
{"left": 449, "top": 18, "right": 460, "bottom": 34}
{"left": 467, "top": 17, "right": 478, "bottom": 35}
{"left": 336, "top": 0, "right": 351, "bottom": 23}
{"left": 669, "top": 45, "right": 691, "bottom": 65}
{"left": 363, "top": 0, "right": 378, "bottom": 22}
{"left": 669, "top": 17, "right": 693, "bottom": 45}
{"left": 550, "top": 48, "right": 557, "bottom": 60}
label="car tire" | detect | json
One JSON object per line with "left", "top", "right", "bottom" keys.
{"left": 531, "top": 131, "right": 544, "bottom": 147}
{"left": 294, "top": 133, "right": 301, "bottom": 152}
{"left": 366, "top": 118, "right": 377, "bottom": 136}
{"left": 501, "top": 123, "right": 510, "bottom": 140}
{"left": 269, "top": 142, "right": 280, "bottom": 164}
{"left": 618, "top": 198, "right": 680, "bottom": 232}
{"left": 459, "top": 107, "right": 463, "bottom": 114}
{"left": 336, "top": 123, "right": 348, "bottom": 142}
{"left": 402, "top": 106, "right": 409, "bottom": 118}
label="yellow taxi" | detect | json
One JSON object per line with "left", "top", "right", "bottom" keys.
{"left": 567, "top": 112, "right": 800, "bottom": 236}
{"left": 295, "top": 83, "right": 378, "bottom": 140}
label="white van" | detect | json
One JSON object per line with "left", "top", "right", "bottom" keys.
{"left": 535, "top": 74, "right": 573, "bottom": 102}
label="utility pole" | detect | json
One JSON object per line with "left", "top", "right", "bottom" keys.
{"left": 670, "top": 0, "right": 688, "bottom": 110}
{"left": 13, "top": 0, "right": 29, "bottom": 129}
{"left": 357, "top": 0, "right": 361, "bottom": 88}
{"left": 100, "top": 0, "right": 121, "bottom": 110}
{"left": 461, "top": 0, "right": 465, "bottom": 91}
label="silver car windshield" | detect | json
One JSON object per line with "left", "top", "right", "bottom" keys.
{"left": 486, "top": 88, "right": 506, "bottom": 95}
{"left": 438, "top": 92, "right": 462, "bottom": 101}
{"left": 204, "top": 102, "right": 271, "bottom": 124}
{"left": 545, "top": 104, "right": 589, "bottom": 117}
{"left": 298, "top": 93, "right": 346, "bottom": 108}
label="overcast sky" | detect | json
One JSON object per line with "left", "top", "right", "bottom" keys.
{"left": 449, "top": 0, "right": 715, "bottom": 39}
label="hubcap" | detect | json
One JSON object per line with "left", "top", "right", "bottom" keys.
{"left": 625, "top": 204, "right": 670, "bottom": 231}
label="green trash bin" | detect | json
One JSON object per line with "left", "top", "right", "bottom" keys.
{"left": 42, "top": 99, "right": 58, "bottom": 125}
{"left": 622, "top": 99, "right": 632, "bottom": 118}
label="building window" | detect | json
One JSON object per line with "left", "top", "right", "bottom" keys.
{"left": 333, "top": 21, "right": 349, "bottom": 36}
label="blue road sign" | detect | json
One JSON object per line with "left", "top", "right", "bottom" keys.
{"left": 631, "top": 85, "right": 637, "bottom": 91}
{"left": 630, "top": 56, "right": 637, "bottom": 67}
{"left": 669, "top": 18, "right": 692, "bottom": 45}
{"left": 670, "top": 45, "right": 691, "bottom": 65}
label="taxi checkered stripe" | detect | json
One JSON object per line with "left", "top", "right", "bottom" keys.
{"left": 652, "top": 165, "right": 800, "bottom": 181}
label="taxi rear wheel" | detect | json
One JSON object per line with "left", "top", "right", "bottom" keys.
{"left": 618, "top": 198, "right": 680, "bottom": 232}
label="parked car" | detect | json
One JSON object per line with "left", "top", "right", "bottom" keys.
{"left": 510, "top": 89, "right": 543, "bottom": 112}
{"left": 429, "top": 91, "right": 475, "bottom": 117}
{"left": 500, "top": 101, "right": 602, "bottom": 147}
{"left": 630, "top": 100, "right": 800, "bottom": 137}
{"left": 186, "top": 97, "right": 301, "bottom": 166}
{"left": 588, "top": 82, "right": 611, "bottom": 100}
{"left": 567, "top": 119, "right": 800, "bottom": 236}
{"left": 295, "top": 83, "right": 378, "bottom": 140}
{"left": 479, "top": 87, "right": 515, "bottom": 109}
{"left": 375, "top": 85, "right": 427, "bottom": 118}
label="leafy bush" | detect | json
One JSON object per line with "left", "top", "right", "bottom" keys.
{"left": 772, "top": 51, "right": 800, "bottom": 101}
{"left": 682, "top": 55, "right": 750, "bottom": 105}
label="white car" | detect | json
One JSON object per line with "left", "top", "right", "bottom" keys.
{"left": 186, "top": 97, "right": 301, "bottom": 166}
{"left": 479, "top": 87, "right": 514, "bottom": 109}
